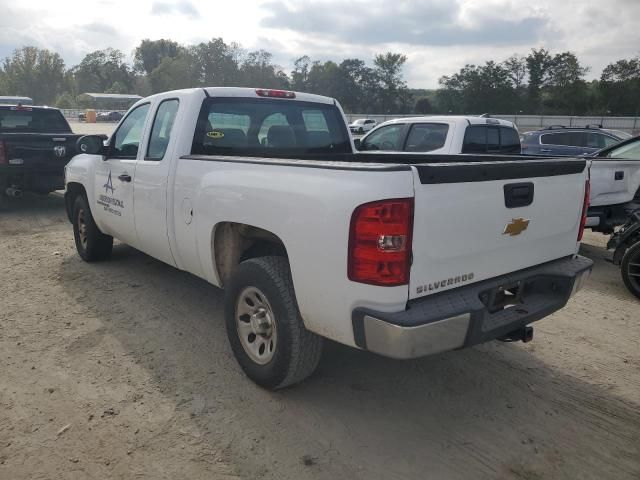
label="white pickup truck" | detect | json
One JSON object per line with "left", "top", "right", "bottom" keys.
{"left": 64, "top": 87, "right": 593, "bottom": 389}
{"left": 355, "top": 116, "right": 521, "bottom": 155}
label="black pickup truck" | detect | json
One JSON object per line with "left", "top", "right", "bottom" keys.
{"left": 0, "top": 104, "right": 82, "bottom": 208}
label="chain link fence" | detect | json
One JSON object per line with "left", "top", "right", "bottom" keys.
{"left": 344, "top": 114, "right": 640, "bottom": 134}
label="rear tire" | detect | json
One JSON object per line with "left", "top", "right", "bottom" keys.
{"left": 72, "top": 195, "right": 113, "bottom": 262}
{"left": 621, "top": 241, "right": 640, "bottom": 299}
{"left": 224, "top": 256, "right": 323, "bottom": 389}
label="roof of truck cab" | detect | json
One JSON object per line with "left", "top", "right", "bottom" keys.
{"left": 203, "top": 87, "right": 336, "bottom": 104}
{"left": 376, "top": 116, "right": 516, "bottom": 128}
{"left": 134, "top": 87, "right": 337, "bottom": 106}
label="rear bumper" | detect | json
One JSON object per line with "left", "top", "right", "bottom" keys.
{"left": 0, "top": 166, "right": 65, "bottom": 192}
{"left": 352, "top": 255, "right": 593, "bottom": 359}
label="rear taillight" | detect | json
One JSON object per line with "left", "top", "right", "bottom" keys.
{"left": 578, "top": 180, "right": 590, "bottom": 241}
{"left": 255, "top": 88, "right": 296, "bottom": 98}
{"left": 0, "top": 141, "right": 6, "bottom": 165}
{"left": 348, "top": 198, "right": 414, "bottom": 286}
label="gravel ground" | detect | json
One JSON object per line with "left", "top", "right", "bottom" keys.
{"left": 0, "top": 193, "right": 639, "bottom": 480}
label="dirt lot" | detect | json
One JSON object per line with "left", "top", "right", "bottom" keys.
{"left": 1, "top": 193, "right": 639, "bottom": 480}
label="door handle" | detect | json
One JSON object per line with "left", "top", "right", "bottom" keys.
{"left": 615, "top": 171, "right": 624, "bottom": 181}
{"left": 540, "top": 149, "right": 552, "bottom": 153}
{"left": 118, "top": 174, "right": 132, "bottom": 182}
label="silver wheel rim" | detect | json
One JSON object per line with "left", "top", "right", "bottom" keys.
{"left": 236, "top": 286, "right": 277, "bottom": 365}
{"left": 77, "top": 208, "right": 88, "bottom": 248}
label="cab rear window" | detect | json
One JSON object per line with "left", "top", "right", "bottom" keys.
{"left": 191, "top": 98, "right": 351, "bottom": 156}
{"left": 462, "top": 125, "right": 521, "bottom": 154}
{"left": 0, "top": 107, "right": 71, "bottom": 133}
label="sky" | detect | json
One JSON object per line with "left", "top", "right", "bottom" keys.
{"left": 1, "top": 0, "right": 639, "bottom": 89}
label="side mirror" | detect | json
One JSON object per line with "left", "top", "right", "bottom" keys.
{"left": 76, "top": 135, "right": 107, "bottom": 156}
{"left": 353, "top": 138, "right": 362, "bottom": 150}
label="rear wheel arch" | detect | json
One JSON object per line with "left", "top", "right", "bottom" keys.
{"left": 212, "top": 222, "right": 289, "bottom": 288}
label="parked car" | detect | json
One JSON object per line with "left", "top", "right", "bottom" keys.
{"left": 97, "top": 111, "right": 124, "bottom": 122}
{"left": 520, "top": 125, "right": 631, "bottom": 156}
{"left": 64, "top": 87, "right": 592, "bottom": 389}
{"left": 0, "top": 104, "right": 82, "bottom": 208}
{"left": 355, "top": 116, "right": 521, "bottom": 154}
{"left": 349, "top": 118, "right": 377, "bottom": 134}
{"left": 78, "top": 112, "right": 86, "bottom": 122}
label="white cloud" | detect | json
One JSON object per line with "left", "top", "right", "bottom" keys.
{"left": 0, "top": 0, "right": 638, "bottom": 88}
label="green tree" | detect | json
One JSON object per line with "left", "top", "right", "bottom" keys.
{"left": 543, "top": 52, "right": 590, "bottom": 114}
{"left": 1, "top": 46, "right": 66, "bottom": 104}
{"left": 290, "top": 56, "right": 311, "bottom": 91}
{"left": 134, "top": 39, "right": 181, "bottom": 75}
{"left": 599, "top": 57, "right": 640, "bottom": 114}
{"left": 525, "top": 48, "right": 553, "bottom": 112}
{"left": 438, "top": 61, "right": 516, "bottom": 114}
{"left": 148, "top": 52, "right": 199, "bottom": 92}
{"left": 414, "top": 97, "right": 432, "bottom": 114}
{"left": 238, "top": 50, "right": 288, "bottom": 89}
{"left": 373, "top": 52, "right": 408, "bottom": 113}
{"left": 190, "top": 38, "right": 241, "bottom": 86}
{"left": 72, "top": 48, "right": 133, "bottom": 93}
{"left": 55, "top": 92, "right": 77, "bottom": 109}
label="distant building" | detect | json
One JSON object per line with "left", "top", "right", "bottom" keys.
{"left": 0, "top": 96, "right": 34, "bottom": 105}
{"left": 77, "top": 93, "right": 142, "bottom": 110}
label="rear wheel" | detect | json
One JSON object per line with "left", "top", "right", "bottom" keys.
{"left": 72, "top": 195, "right": 113, "bottom": 262}
{"left": 224, "top": 256, "right": 323, "bottom": 389}
{"left": 621, "top": 241, "right": 640, "bottom": 299}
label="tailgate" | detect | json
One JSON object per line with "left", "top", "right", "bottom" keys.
{"left": 3, "top": 134, "right": 79, "bottom": 168}
{"left": 409, "top": 159, "right": 587, "bottom": 300}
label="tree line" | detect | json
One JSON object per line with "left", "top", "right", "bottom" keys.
{"left": 0, "top": 39, "right": 639, "bottom": 116}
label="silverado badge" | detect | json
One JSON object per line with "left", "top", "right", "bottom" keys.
{"left": 503, "top": 217, "right": 530, "bottom": 236}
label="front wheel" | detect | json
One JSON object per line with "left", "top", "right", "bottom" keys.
{"left": 72, "top": 195, "right": 113, "bottom": 262}
{"left": 621, "top": 241, "right": 640, "bottom": 299}
{"left": 358, "top": 127, "right": 364, "bottom": 134}
{"left": 224, "top": 256, "right": 323, "bottom": 389}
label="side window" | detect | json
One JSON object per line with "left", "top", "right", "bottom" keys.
{"left": 584, "top": 133, "right": 604, "bottom": 149}
{"left": 603, "top": 135, "right": 620, "bottom": 148}
{"left": 146, "top": 99, "right": 179, "bottom": 161}
{"left": 500, "top": 127, "right": 521, "bottom": 154}
{"left": 541, "top": 133, "right": 559, "bottom": 145}
{"left": 462, "top": 125, "right": 487, "bottom": 154}
{"left": 361, "top": 124, "right": 404, "bottom": 151}
{"left": 404, "top": 123, "right": 449, "bottom": 152}
{"left": 111, "top": 104, "right": 150, "bottom": 158}
{"left": 541, "top": 132, "right": 576, "bottom": 146}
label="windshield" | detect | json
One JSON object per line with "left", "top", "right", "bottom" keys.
{"left": 0, "top": 107, "right": 71, "bottom": 133}
{"left": 609, "top": 139, "right": 640, "bottom": 159}
{"left": 191, "top": 98, "right": 351, "bottom": 156}
{"left": 353, "top": 119, "right": 365, "bottom": 124}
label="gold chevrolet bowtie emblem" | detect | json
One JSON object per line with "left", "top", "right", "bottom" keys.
{"left": 503, "top": 217, "right": 530, "bottom": 236}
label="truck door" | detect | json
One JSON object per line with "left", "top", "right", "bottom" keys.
{"left": 132, "top": 98, "right": 180, "bottom": 266}
{"left": 93, "top": 103, "right": 150, "bottom": 247}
